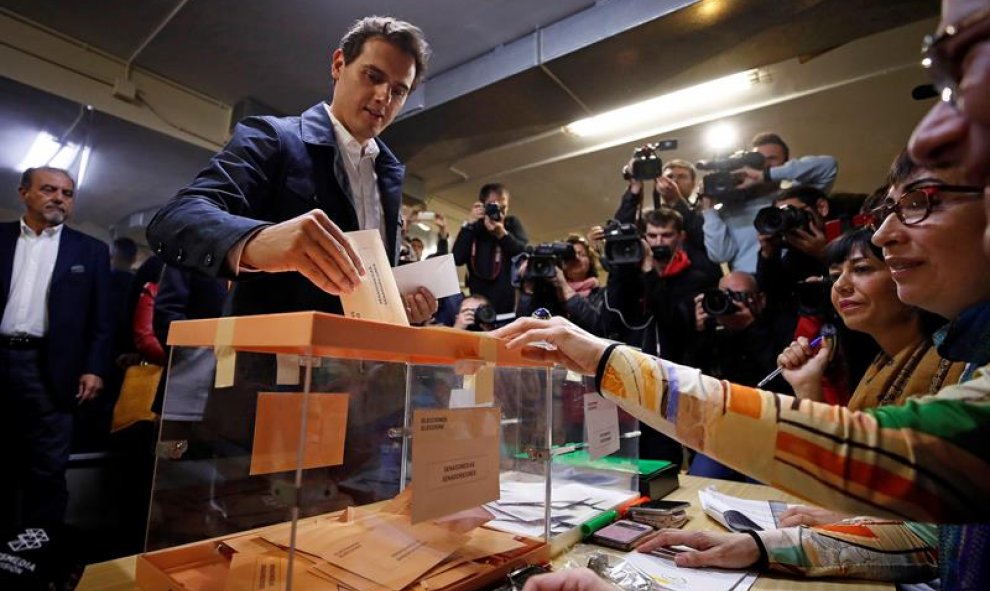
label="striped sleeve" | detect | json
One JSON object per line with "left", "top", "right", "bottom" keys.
{"left": 596, "top": 346, "right": 990, "bottom": 522}
{"left": 756, "top": 521, "right": 937, "bottom": 581}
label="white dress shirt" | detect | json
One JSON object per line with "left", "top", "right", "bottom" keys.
{"left": 0, "top": 219, "right": 63, "bottom": 337}
{"left": 324, "top": 104, "right": 386, "bottom": 245}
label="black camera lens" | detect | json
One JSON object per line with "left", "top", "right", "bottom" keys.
{"left": 651, "top": 244, "right": 673, "bottom": 261}
{"left": 474, "top": 304, "right": 497, "bottom": 325}
{"left": 701, "top": 289, "right": 734, "bottom": 316}
{"left": 795, "top": 280, "right": 831, "bottom": 316}
{"left": 484, "top": 202, "right": 502, "bottom": 222}
{"left": 754, "top": 205, "right": 812, "bottom": 236}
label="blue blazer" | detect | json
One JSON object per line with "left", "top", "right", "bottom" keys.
{"left": 0, "top": 222, "right": 113, "bottom": 408}
{"left": 146, "top": 102, "right": 406, "bottom": 316}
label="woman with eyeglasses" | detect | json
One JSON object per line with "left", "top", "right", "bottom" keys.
{"left": 493, "top": 154, "right": 990, "bottom": 585}
{"left": 515, "top": 234, "right": 606, "bottom": 336}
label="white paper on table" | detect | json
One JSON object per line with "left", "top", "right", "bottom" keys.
{"left": 698, "top": 485, "right": 793, "bottom": 531}
{"left": 339, "top": 230, "right": 409, "bottom": 326}
{"left": 583, "top": 393, "right": 620, "bottom": 460}
{"left": 484, "top": 479, "right": 638, "bottom": 538}
{"left": 392, "top": 254, "right": 461, "bottom": 299}
{"left": 626, "top": 551, "right": 752, "bottom": 591}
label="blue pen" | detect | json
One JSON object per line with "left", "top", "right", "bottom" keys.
{"left": 756, "top": 335, "right": 824, "bottom": 388}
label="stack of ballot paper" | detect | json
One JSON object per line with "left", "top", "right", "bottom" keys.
{"left": 698, "top": 485, "right": 794, "bottom": 531}
{"left": 484, "top": 478, "right": 640, "bottom": 538}
{"left": 220, "top": 502, "right": 535, "bottom": 591}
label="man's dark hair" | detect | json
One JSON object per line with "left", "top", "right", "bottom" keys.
{"left": 113, "top": 237, "right": 138, "bottom": 261}
{"left": 751, "top": 132, "right": 790, "bottom": 162}
{"left": 19, "top": 167, "right": 74, "bottom": 191}
{"left": 643, "top": 207, "right": 684, "bottom": 233}
{"left": 775, "top": 185, "right": 827, "bottom": 209}
{"left": 479, "top": 182, "right": 507, "bottom": 201}
{"left": 339, "top": 16, "right": 431, "bottom": 89}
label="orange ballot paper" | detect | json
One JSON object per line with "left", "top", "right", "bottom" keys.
{"left": 340, "top": 229, "right": 409, "bottom": 326}
{"left": 250, "top": 392, "right": 348, "bottom": 475}
{"left": 411, "top": 407, "right": 501, "bottom": 523}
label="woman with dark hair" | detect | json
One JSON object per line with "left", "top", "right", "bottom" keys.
{"left": 516, "top": 234, "right": 605, "bottom": 336}
{"left": 779, "top": 227, "right": 965, "bottom": 409}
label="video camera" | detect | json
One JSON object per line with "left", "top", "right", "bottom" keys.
{"left": 523, "top": 242, "right": 575, "bottom": 281}
{"left": 753, "top": 205, "right": 813, "bottom": 237}
{"left": 696, "top": 150, "right": 766, "bottom": 203}
{"left": 602, "top": 220, "right": 644, "bottom": 266}
{"left": 701, "top": 288, "right": 756, "bottom": 316}
{"left": 622, "top": 139, "right": 678, "bottom": 181}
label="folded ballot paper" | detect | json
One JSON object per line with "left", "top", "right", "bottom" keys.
{"left": 698, "top": 485, "right": 794, "bottom": 532}
{"left": 221, "top": 492, "right": 532, "bottom": 591}
{"left": 339, "top": 230, "right": 460, "bottom": 326}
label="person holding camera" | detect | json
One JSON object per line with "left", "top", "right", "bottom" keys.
{"left": 700, "top": 132, "right": 838, "bottom": 274}
{"left": 609, "top": 157, "right": 719, "bottom": 280}
{"left": 600, "top": 208, "right": 714, "bottom": 463}
{"left": 452, "top": 183, "right": 528, "bottom": 313}
{"left": 452, "top": 294, "right": 497, "bottom": 332}
{"left": 685, "top": 271, "right": 793, "bottom": 480}
{"left": 515, "top": 235, "right": 604, "bottom": 336}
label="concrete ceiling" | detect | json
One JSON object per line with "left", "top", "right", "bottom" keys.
{"left": 0, "top": 0, "right": 941, "bottom": 243}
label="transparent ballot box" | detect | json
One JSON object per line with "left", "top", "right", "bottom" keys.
{"left": 138, "top": 312, "right": 643, "bottom": 591}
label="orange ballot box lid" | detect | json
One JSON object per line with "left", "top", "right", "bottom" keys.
{"left": 167, "top": 311, "right": 546, "bottom": 367}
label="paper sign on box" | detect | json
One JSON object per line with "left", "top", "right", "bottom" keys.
{"left": 250, "top": 392, "right": 348, "bottom": 475}
{"left": 584, "top": 393, "right": 620, "bottom": 460}
{"left": 411, "top": 408, "right": 501, "bottom": 523}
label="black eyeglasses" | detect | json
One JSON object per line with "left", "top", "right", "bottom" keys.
{"left": 870, "top": 184, "right": 984, "bottom": 229}
{"left": 921, "top": 6, "right": 990, "bottom": 109}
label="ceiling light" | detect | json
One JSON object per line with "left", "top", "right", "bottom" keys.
{"left": 704, "top": 122, "right": 738, "bottom": 153}
{"left": 16, "top": 132, "right": 62, "bottom": 171}
{"left": 49, "top": 142, "right": 81, "bottom": 170}
{"left": 416, "top": 222, "right": 430, "bottom": 232}
{"left": 77, "top": 146, "right": 92, "bottom": 188}
{"left": 564, "top": 71, "right": 758, "bottom": 138}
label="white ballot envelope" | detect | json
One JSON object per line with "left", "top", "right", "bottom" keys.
{"left": 392, "top": 254, "right": 461, "bottom": 299}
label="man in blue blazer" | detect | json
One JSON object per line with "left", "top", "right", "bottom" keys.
{"left": 0, "top": 166, "right": 112, "bottom": 529}
{"left": 147, "top": 16, "right": 437, "bottom": 322}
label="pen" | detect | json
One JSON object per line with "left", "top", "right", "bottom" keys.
{"left": 756, "top": 336, "right": 824, "bottom": 388}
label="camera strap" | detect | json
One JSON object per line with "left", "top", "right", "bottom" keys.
{"left": 470, "top": 238, "right": 502, "bottom": 281}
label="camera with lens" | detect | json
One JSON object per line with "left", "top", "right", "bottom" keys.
{"left": 621, "top": 139, "right": 678, "bottom": 181}
{"left": 523, "top": 242, "right": 575, "bottom": 281}
{"left": 602, "top": 220, "right": 644, "bottom": 266}
{"left": 651, "top": 244, "right": 673, "bottom": 262}
{"left": 484, "top": 202, "right": 503, "bottom": 222}
{"left": 696, "top": 150, "right": 766, "bottom": 203}
{"left": 753, "top": 205, "right": 813, "bottom": 237}
{"left": 795, "top": 279, "right": 832, "bottom": 316}
{"left": 466, "top": 304, "right": 498, "bottom": 332}
{"left": 701, "top": 288, "right": 755, "bottom": 316}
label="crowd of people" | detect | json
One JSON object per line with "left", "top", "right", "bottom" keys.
{"left": 2, "top": 2, "right": 988, "bottom": 589}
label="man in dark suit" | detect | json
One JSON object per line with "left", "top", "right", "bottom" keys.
{"left": 0, "top": 166, "right": 112, "bottom": 529}
{"left": 146, "top": 16, "right": 437, "bottom": 322}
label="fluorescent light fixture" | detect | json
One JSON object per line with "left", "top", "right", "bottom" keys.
{"left": 565, "top": 71, "right": 758, "bottom": 138}
{"left": 17, "top": 132, "right": 62, "bottom": 170}
{"left": 704, "top": 122, "right": 738, "bottom": 153}
{"left": 416, "top": 222, "right": 431, "bottom": 232}
{"left": 77, "top": 146, "right": 92, "bottom": 188}
{"left": 49, "top": 142, "right": 81, "bottom": 169}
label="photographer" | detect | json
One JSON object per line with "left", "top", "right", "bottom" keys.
{"left": 515, "top": 235, "right": 604, "bottom": 336}
{"left": 701, "top": 132, "right": 838, "bottom": 273}
{"left": 754, "top": 185, "right": 830, "bottom": 319}
{"left": 452, "top": 183, "right": 528, "bottom": 313}
{"left": 611, "top": 157, "right": 717, "bottom": 278}
{"left": 685, "top": 271, "right": 793, "bottom": 480}
{"left": 452, "top": 294, "right": 497, "bottom": 332}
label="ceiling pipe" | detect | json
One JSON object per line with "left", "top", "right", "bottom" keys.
{"left": 123, "top": 0, "right": 190, "bottom": 80}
